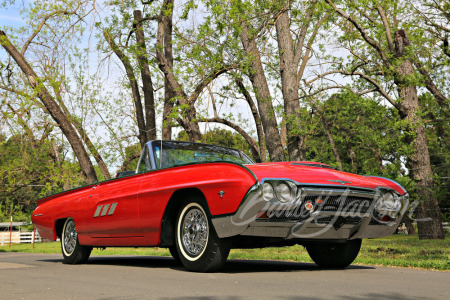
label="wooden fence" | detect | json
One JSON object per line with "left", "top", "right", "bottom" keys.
{"left": 0, "top": 231, "right": 42, "bottom": 246}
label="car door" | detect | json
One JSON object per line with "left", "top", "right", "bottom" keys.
{"left": 85, "top": 176, "right": 144, "bottom": 246}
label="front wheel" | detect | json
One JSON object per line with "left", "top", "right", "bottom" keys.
{"left": 306, "top": 239, "right": 362, "bottom": 268}
{"left": 175, "top": 200, "right": 230, "bottom": 272}
{"left": 61, "top": 218, "right": 92, "bottom": 264}
{"left": 168, "top": 245, "right": 180, "bottom": 263}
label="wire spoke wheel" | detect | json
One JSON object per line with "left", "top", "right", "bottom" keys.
{"left": 61, "top": 218, "right": 92, "bottom": 264}
{"left": 181, "top": 208, "right": 208, "bottom": 257}
{"left": 63, "top": 220, "right": 77, "bottom": 255}
{"left": 175, "top": 199, "right": 230, "bottom": 272}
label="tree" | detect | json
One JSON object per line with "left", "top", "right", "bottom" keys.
{"left": 100, "top": 5, "right": 157, "bottom": 148}
{"left": 323, "top": 0, "right": 446, "bottom": 239}
{"left": 0, "top": 30, "right": 98, "bottom": 184}
{"left": 0, "top": 1, "right": 111, "bottom": 183}
{"left": 194, "top": 0, "right": 332, "bottom": 162}
{"left": 0, "top": 132, "right": 84, "bottom": 222}
{"left": 307, "top": 91, "right": 406, "bottom": 177}
{"left": 155, "top": 0, "right": 226, "bottom": 142}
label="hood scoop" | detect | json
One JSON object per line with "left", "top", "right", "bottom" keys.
{"left": 290, "top": 162, "right": 335, "bottom": 169}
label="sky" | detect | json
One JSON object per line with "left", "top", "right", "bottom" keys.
{"left": 0, "top": 2, "right": 26, "bottom": 28}
{"left": 0, "top": 0, "right": 240, "bottom": 172}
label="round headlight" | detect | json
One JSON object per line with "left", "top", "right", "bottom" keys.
{"left": 377, "top": 191, "right": 401, "bottom": 213}
{"left": 262, "top": 182, "right": 274, "bottom": 201}
{"left": 383, "top": 193, "right": 396, "bottom": 209}
{"left": 275, "top": 183, "right": 291, "bottom": 203}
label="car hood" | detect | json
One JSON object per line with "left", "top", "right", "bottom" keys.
{"left": 245, "top": 162, "right": 393, "bottom": 191}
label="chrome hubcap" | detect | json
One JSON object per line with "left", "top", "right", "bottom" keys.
{"left": 64, "top": 220, "right": 77, "bottom": 254}
{"left": 181, "top": 208, "right": 208, "bottom": 256}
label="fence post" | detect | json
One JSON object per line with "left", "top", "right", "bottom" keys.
{"left": 1, "top": 233, "right": 4, "bottom": 246}
{"left": 9, "top": 216, "right": 12, "bottom": 248}
{"left": 33, "top": 227, "right": 36, "bottom": 249}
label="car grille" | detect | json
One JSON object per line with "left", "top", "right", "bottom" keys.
{"left": 261, "top": 186, "right": 376, "bottom": 223}
{"left": 303, "top": 195, "right": 374, "bottom": 213}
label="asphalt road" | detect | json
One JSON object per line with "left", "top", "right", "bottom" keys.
{"left": 0, "top": 253, "right": 448, "bottom": 299}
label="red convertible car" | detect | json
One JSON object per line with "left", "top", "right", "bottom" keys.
{"left": 32, "top": 140, "right": 409, "bottom": 272}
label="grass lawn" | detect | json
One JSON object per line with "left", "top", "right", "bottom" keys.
{"left": 1, "top": 235, "right": 448, "bottom": 271}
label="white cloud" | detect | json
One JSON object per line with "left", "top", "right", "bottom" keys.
{"left": 0, "top": 14, "right": 25, "bottom": 24}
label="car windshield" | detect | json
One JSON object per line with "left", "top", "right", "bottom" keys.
{"left": 152, "top": 141, "right": 253, "bottom": 169}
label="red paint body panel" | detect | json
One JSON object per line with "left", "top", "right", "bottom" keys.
{"left": 33, "top": 188, "right": 90, "bottom": 241}
{"left": 32, "top": 162, "right": 256, "bottom": 246}
{"left": 245, "top": 162, "right": 405, "bottom": 194}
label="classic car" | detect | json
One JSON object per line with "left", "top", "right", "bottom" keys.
{"left": 32, "top": 140, "right": 409, "bottom": 272}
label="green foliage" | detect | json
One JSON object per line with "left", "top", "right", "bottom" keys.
{"left": 0, "top": 134, "right": 83, "bottom": 222}
{"left": 305, "top": 91, "right": 407, "bottom": 177}
{"left": 176, "top": 128, "right": 252, "bottom": 157}
{"left": 120, "top": 143, "right": 142, "bottom": 173}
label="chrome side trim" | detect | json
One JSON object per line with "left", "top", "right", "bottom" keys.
{"left": 93, "top": 206, "right": 102, "bottom": 218}
{"left": 100, "top": 204, "right": 110, "bottom": 216}
{"left": 108, "top": 203, "right": 118, "bottom": 215}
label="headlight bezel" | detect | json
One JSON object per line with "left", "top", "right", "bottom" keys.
{"left": 261, "top": 179, "right": 299, "bottom": 204}
{"left": 262, "top": 182, "right": 275, "bottom": 202}
{"left": 375, "top": 188, "right": 402, "bottom": 217}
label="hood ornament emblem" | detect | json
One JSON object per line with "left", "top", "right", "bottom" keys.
{"left": 328, "top": 180, "right": 352, "bottom": 185}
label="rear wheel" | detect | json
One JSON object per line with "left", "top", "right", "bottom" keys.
{"left": 306, "top": 239, "right": 361, "bottom": 268}
{"left": 61, "top": 218, "right": 92, "bottom": 264}
{"left": 175, "top": 200, "right": 230, "bottom": 272}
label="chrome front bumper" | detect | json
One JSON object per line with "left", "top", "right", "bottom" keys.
{"left": 212, "top": 184, "right": 409, "bottom": 240}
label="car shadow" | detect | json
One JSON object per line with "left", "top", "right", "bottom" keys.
{"left": 222, "top": 259, "right": 374, "bottom": 273}
{"left": 39, "top": 255, "right": 374, "bottom": 273}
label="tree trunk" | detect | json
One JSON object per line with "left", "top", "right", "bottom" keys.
{"left": 161, "top": 3, "right": 175, "bottom": 140}
{"left": 1, "top": 30, "right": 97, "bottom": 184}
{"left": 235, "top": 76, "right": 265, "bottom": 162}
{"left": 276, "top": 9, "right": 306, "bottom": 161}
{"left": 156, "top": 0, "right": 202, "bottom": 142}
{"left": 348, "top": 144, "right": 357, "bottom": 173}
{"left": 394, "top": 29, "right": 444, "bottom": 239}
{"left": 240, "top": 24, "right": 284, "bottom": 162}
{"left": 134, "top": 10, "right": 156, "bottom": 142}
{"left": 401, "top": 214, "right": 416, "bottom": 235}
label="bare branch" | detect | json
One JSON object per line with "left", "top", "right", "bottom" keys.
{"left": 234, "top": 75, "right": 265, "bottom": 161}
{"left": 22, "top": 3, "right": 84, "bottom": 55}
{"left": 189, "top": 67, "right": 232, "bottom": 105}
{"left": 293, "top": 0, "right": 317, "bottom": 65}
{"left": 201, "top": 117, "right": 261, "bottom": 162}
{"left": 325, "top": 0, "right": 391, "bottom": 68}
{"left": 376, "top": 4, "right": 394, "bottom": 53}
{"left": 297, "top": 13, "right": 329, "bottom": 83}
{"left": 306, "top": 69, "right": 397, "bottom": 108}
{"left": 413, "top": 61, "right": 448, "bottom": 109}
